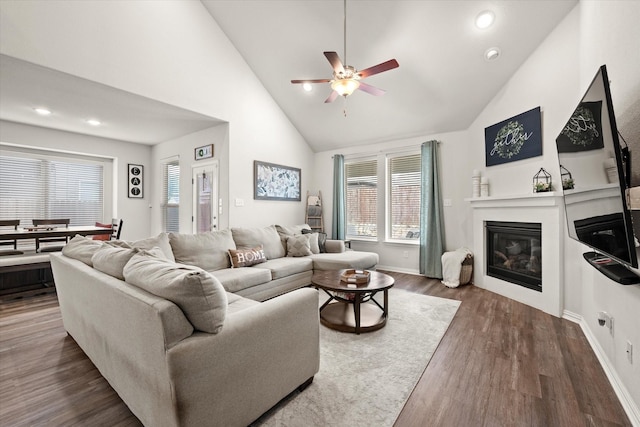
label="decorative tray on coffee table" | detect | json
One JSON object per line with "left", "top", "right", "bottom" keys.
{"left": 340, "top": 269, "right": 370, "bottom": 284}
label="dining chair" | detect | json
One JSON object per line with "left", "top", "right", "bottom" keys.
{"left": 0, "top": 220, "right": 23, "bottom": 256}
{"left": 32, "top": 218, "right": 71, "bottom": 252}
{"left": 93, "top": 218, "right": 123, "bottom": 241}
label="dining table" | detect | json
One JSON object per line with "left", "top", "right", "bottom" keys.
{"left": 0, "top": 225, "right": 113, "bottom": 242}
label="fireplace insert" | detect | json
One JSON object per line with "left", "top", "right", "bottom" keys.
{"left": 486, "top": 221, "right": 542, "bottom": 292}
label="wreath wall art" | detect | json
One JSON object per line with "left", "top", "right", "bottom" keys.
{"left": 484, "top": 107, "right": 543, "bottom": 166}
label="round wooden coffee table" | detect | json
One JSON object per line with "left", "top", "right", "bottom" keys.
{"left": 311, "top": 269, "right": 394, "bottom": 334}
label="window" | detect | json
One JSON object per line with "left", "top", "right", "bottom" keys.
{"left": 388, "top": 153, "right": 421, "bottom": 241}
{"left": 162, "top": 159, "right": 180, "bottom": 232}
{"left": 0, "top": 152, "right": 104, "bottom": 227}
{"left": 346, "top": 159, "right": 377, "bottom": 238}
{"left": 344, "top": 151, "right": 422, "bottom": 243}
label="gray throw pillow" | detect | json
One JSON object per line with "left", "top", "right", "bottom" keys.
{"left": 302, "top": 229, "right": 327, "bottom": 253}
{"left": 286, "top": 234, "right": 313, "bottom": 257}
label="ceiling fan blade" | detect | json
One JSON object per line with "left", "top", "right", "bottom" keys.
{"left": 324, "top": 51, "right": 345, "bottom": 74}
{"left": 357, "top": 59, "right": 399, "bottom": 78}
{"left": 324, "top": 90, "right": 339, "bottom": 103}
{"left": 358, "top": 82, "right": 386, "bottom": 96}
{"left": 291, "top": 79, "right": 332, "bottom": 84}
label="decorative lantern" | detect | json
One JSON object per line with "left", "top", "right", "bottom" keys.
{"left": 533, "top": 167, "right": 552, "bottom": 192}
{"left": 560, "top": 165, "right": 574, "bottom": 190}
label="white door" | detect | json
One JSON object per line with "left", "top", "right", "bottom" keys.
{"left": 192, "top": 161, "right": 219, "bottom": 233}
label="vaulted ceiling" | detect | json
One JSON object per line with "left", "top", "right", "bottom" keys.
{"left": 203, "top": 0, "right": 577, "bottom": 151}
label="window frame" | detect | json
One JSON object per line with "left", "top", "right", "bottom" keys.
{"left": 161, "top": 157, "right": 180, "bottom": 233}
{"left": 385, "top": 151, "right": 421, "bottom": 245}
{"left": 344, "top": 156, "right": 379, "bottom": 242}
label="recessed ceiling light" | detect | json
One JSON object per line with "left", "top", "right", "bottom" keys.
{"left": 476, "top": 10, "right": 495, "bottom": 29}
{"left": 302, "top": 83, "right": 313, "bottom": 92}
{"left": 34, "top": 107, "right": 52, "bottom": 116}
{"left": 86, "top": 118, "right": 101, "bottom": 126}
{"left": 484, "top": 47, "right": 501, "bottom": 61}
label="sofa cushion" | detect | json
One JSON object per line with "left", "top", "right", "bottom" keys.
{"left": 91, "top": 245, "right": 139, "bottom": 280}
{"left": 286, "top": 234, "right": 313, "bottom": 257}
{"left": 123, "top": 251, "right": 227, "bottom": 334}
{"left": 226, "top": 292, "right": 260, "bottom": 315}
{"left": 62, "top": 234, "right": 105, "bottom": 266}
{"left": 170, "top": 229, "right": 235, "bottom": 271}
{"left": 128, "top": 233, "right": 175, "bottom": 262}
{"left": 231, "top": 225, "right": 285, "bottom": 259}
{"left": 209, "top": 267, "right": 272, "bottom": 293}
{"left": 256, "top": 257, "right": 313, "bottom": 280}
{"left": 309, "top": 251, "right": 379, "bottom": 270}
{"left": 228, "top": 245, "right": 266, "bottom": 268}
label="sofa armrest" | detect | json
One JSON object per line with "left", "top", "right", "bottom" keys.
{"left": 166, "top": 287, "right": 320, "bottom": 427}
{"left": 325, "top": 239, "right": 346, "bottom": 253}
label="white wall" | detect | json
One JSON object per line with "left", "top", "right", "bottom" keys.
{"left": 0, "top": 0, "right": 314, "bottom": 232}
{"left": 0, "top": 120, "right": 151, "bottom": 240}
{"left": 314, "top": 130, "right": 469, "bottom": 273}
{"left": 464, "top": 1, "right": 640, "bottom": 415}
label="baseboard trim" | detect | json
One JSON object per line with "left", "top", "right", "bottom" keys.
{"left": 375, "top": 265, "right": 421, "bottom": 275}
{"left": 563, "top": 310, "right": 640, "bottom": 426}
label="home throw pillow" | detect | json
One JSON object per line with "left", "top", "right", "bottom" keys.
{"left": 228, "top": 245, "right": 267, "bottom": 268}
{"left": 286, "top": 234, "right": 313, "bottom": 257}
{"left": 123, "top": 250, "right": 227, "bottom": 334}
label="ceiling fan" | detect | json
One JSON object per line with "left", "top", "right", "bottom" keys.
{"left": 291, "top": 0, "right": 399, "bottom": 104}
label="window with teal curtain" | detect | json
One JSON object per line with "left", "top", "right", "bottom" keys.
{"left": 332, "top": 154, "right": 345, "bottom": 240}
{"left": 419, "top": 141, "right": 445, "bottom": 278}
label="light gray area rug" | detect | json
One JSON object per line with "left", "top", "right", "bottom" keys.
{"left": 252, "top": 288, "right": 461, "bottom": 427}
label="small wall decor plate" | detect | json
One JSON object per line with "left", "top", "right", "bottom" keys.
{"left": 485, "top": 107, "right": 542, "bottom": 166}
{"left": 128, "top": 163, "right": 144, "bottom": 198}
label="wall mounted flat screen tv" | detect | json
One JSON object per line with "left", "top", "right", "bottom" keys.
{"left": 555, "top": 65, "right": 640, "bottom": 284}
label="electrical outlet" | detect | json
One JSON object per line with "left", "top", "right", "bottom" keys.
{"left": 402, "top": 251, "right": 409, "bottom": 258}
{"left": 443, "top": 199, "right": 452, "bottom": 207}
{"left": 627, "top": 341, "right": 633, "bottom": 364}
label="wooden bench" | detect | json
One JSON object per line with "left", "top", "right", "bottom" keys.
{"left": 0, "top": 252, "right": 55, "bottom": 301}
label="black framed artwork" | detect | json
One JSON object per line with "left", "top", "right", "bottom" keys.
{"left": 128, "top": 163, "right": 144, "bottom": 198}
{"left": 254, "top": 160, "right": 301, "bottom": 201}
{"left": 485, "top": 106, "right": 543, "bottom": 166}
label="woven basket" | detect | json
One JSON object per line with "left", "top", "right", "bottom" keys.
{"left": 459, "top": 254, "right": 473, "bottom": 285}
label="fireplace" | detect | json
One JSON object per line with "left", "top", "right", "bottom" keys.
{"left": 486, "top": 221, "right": 542, "bottom": 292}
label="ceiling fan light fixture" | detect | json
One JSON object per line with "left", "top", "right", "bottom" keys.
{"left": 302, "top": 83, "right": 313, "bottom": 92}
{"left": 34, "top": 107, "right": 52, "bottom": 116}
{"left": 331, "top": 78, "right": 360, "bottom": 97}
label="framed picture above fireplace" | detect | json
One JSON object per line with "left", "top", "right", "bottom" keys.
{"left": 484, "top": 107, "right": 542, "bottom": 166}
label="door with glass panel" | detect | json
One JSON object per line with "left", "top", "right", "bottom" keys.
{"left": 192, "top": 161, "right": 218, "bottom": 233}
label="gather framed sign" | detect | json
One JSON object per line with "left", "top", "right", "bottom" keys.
{"left": 484, "top": 106, "right": 542, "bottom": 166}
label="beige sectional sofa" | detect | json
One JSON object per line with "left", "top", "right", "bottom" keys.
{"left": 50, "top": 224, "right": 378, "bottom": 427}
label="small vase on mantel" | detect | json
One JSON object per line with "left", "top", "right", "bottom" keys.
{"left": 480, "top": 177, "right": 489, "bottom": 197}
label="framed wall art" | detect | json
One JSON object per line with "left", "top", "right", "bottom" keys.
{"left": 195, "top": 144, "right": 214, "bottom": 160}
{"left": 128, "top": 163, "right": 144, "bottom": 198}
{"left": 485, "top": 106, "right": 543, "bottom": 166}
{"left": 254, "top": 160, "right": 301, "bottom": 201}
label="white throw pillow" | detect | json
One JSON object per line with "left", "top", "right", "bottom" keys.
{"left": 123, "top": 251, "right": 228, "bottom": 334}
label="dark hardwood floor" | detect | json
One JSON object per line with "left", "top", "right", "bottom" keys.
{"left": 0, "top": 272, "right": 631, "bottom": 426}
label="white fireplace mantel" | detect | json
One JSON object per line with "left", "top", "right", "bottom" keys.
{"left": 468, "top": 193, "right": 565, "bottom": 317}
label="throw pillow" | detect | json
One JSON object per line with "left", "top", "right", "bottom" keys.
{"left": 275, "top": 224, "right": 312, "bottom": 237}
{"left": 91, "top": 245, "right": 139, "bottom": 280}
{"left": 61, "top": 234, "right": 105, "bottom": 266}
{"left": 228, "top": 245, "right": 267, "bottom": 268}
{"left": 123, "top": 251, "right": 227, "bottom": 334}
{"left": 170, "top": 229, "right": 236, "bottom": 271}
{"left": 302, "top": 229, "right": 327, "bottom": 253}
{"left": 92, "top": 222, "right": 112, "bottom": 241}
{"left": 286, "top": 234, "right": 313, "bottom": 257}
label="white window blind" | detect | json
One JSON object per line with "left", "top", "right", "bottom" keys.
{"left": 162, "top": 159, "right": 180, "bottom": 232}
{"left": 388, "top": 153, "right": 421, "bottom": 240}
{"left": 0, "top": 153, "right": 104, "bottom": 227}
{"left": 346, "top": 159, "right": 377, "bottom": 238}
